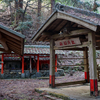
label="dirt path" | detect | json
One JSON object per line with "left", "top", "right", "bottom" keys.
{"left": 0, "top": 71, "right": 84, "bottom": 100}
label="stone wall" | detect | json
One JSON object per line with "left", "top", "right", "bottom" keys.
{"left": 0, "top": 69, "right": 64, "bottom": 79}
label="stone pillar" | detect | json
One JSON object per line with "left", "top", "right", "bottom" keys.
{"left": 55, "top": 54, "right": 57, "bottom": 72}
{"left": 88, "top": 32, "right": 98, "bottom": 96}
{"left": 1, "top": 53, "right": 4, "bottom": 78}
{"left": 21, "top": 56, "right": 25, "bottom": 78}
{"left": 49, "top": 39, "right": 55, "bottom": 88}
{"left": 84, "top": 47, "right": 89, "bottom": 82}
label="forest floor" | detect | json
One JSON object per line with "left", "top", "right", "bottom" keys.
{"left": 0, "top": 71, "right": 84, "bottom": 100}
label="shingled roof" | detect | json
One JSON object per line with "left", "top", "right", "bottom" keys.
{"left": 0, "top": 24, "right": 25, "bottom": 55}
{"left": 63, "top": 5, "right": 100, "bottom": 25}
{"left": 31, "top": 4, "right": 100, "bottom": 42}
{"left": 24, "top": 45, "right": 65, "bottom": 54}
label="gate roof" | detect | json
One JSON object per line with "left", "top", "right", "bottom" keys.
{"left": 0, "top": 24, "right": 25, "bottom": 55}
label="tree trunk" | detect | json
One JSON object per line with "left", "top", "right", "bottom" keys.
{"left": 15, "top": 0, "right": 18, "bottom": 9}
{"left": 37, "top": 0, "right": 41, "bottom": 29}
{"left": 15, "top": 0, "right": 19, "bottom": 24}
{"left": 92, "top": 0, "right": 98, "bottom": 11}
{"left": 51, "top": 0, "right": 55, "bottom": 14}
{"left": 19, "top": 0, "right": 23, "bottom": 9}
{"left": 38, "top": 0, "right": 41, "bottom": 17}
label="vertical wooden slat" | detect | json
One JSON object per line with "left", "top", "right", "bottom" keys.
{"left": 88, "top": 32, "right": 98, "bottom": 96}
{"left": 49, "top": 39, "right": 55, "bottom": 88}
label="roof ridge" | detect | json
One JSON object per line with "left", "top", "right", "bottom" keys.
{"left": 55, "top": 3, "right": 100, "bottom": 18}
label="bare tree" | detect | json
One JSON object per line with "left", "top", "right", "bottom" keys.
{"left": 51, "top": 0, "right": 55, "bottom": 13}
{"left": 37, "top": 0, "right": 42, "bottom": 29}
{"left": 15, "top": 0, "right": 19, "bottom": 24}
{"left": 92, "top": 0, "right": 100, "bottom": 11}
{"left": 38, "top": 0, "right": 41, "bottom": 17}
{"left": 19, "top": 0, "right": 23, "bottom": 9}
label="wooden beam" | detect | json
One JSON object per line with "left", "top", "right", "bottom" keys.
{"left": 0, "top": 34, "right": 9, "bottom": 51}
{"left": 4, "top": 35, "right": 21, "bottom": 44}
{"left": 49, "top": 39, "right": 55, "bottom": 88}
{"left": 0, "top": 39, "right": 8, "bottom": 51}
{"left": 58, "top": 58, "right": 86, "bottom": 60}
{"left": 88, "top": 32, "right": 98, "bottom": 96}
{"left": 57, "top": 64, "right": 88, "bottom": 67}
{"left": 54, "top": 41, "right": 89, "bottom": 50}
{"left": 21, "top": 38, "right": 24, "bottom": 55}
{"left": 0, "top": 28, "right": 21, "bottom": 41}
{"left": 57, "top": 11, "right": 97, "bottom": 32}
{"left": 54, "top": 46, "right": 85, "bottom": 50}
{"left": 7, "top": 43, "right": 21, "bottom": 54}
{"left": 0, "top": 48, "right": 11, "bottom": 53}
{"left": 95, "top": 35, "right": 100, "bottom": 38}
{"left": 6, "top": 40, "right": 21, "bottom": 49}
{"left": 46, "top": 19, "right": 58, "bottom": 31}
{"left": 11, "top": 48, "right": 21, "bottom": 55}
{"left": 96, "top": 47, "right": 100, "bottom": 50}
{"left": 32, "top": 13, "right": 57, "bottom": 42}
{"left": 55, "top": 20, "right": 68, "bottom": 32}
{"left": 54, "top": 45, "right": 87, "bottom": 50}
{"left": 96, "top": 40, "right": 100, "bottom": 42}
{"left": 96, "top": 42, "right": 100, "bottom": 47}
{"left": 56, "top": 80, "right": 86, "bottom": 87}
{"left": 42, "top": 32, "right": 53, "bottom": 36}
{"left": 8, "top": 44, "right": 21, "bottom": 51}
{"left": 51, "top": 29, "right": 91, "bottom": 39}
{"left": 60, "top": 48, "right": 85, "bottom": 51}
{"left": 88, "top": 33, "right": 97, "bottom": 79}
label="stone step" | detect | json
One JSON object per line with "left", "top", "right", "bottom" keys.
{"left": 44, "top": 95, "right": 63, "bottom": 100}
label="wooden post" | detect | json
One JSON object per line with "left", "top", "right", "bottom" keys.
{"left": 55, "top": 54, "right": 57, "bottom": 72}
{"left": 83, "top": 47, "right": 89, "bottom": 82}
{"left": 30, "top": 56, "right": 32, "bottom": 73}
{"left": 88, "top": 32, "right": 98, "bottom": 96}
{"left": 49, "top": 39, "right": 55, "bottom": 88}
{"left": 1, "top": 53, "right": 4, "bottom": 74}
{"left": 37, "top": 54, "right": 39, "bottom": 72}
{"left": 22, "top": 56, "right": 24, "bottom": 73}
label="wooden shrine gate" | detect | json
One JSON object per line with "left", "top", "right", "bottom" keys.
{"left": 31, "top": 7, "right": 100, "bottom": 96}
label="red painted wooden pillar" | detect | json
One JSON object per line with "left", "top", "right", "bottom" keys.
{"left": 49, "top": 39, "right": 55, "bottom": 88}
{"left": 22, "top": 56, "right": 24, "bottom": 73}
{"left": 37, "top": 54, "right": 39, "bottom": 72}
{"left": 30, "top": 56, "right": 32, "bottom": 73}
{"left": 84, "top": 47, "right": 89, "bottom": 83}
{"left": 55, "top": 54, "right": 57, "bottom": 72}
{"left": 1, "top": 53, "right": 4, "bottom": 74}
{"left": 88, "top": 32, "right": 98, "bottom": 96}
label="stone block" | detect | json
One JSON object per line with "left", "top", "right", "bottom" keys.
{"left": 21, "top": 73, "right": 25, "bottom": 78}
{"left": 36, "top": 72, "right": 41, "bottom": 77}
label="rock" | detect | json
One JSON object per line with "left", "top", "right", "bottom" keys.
{"left": 15, "top": 72, "right": 21, "bottom": 78}
{"left": 31, "top": 74, "right": 36, "bottom": 78}
{"left": 55, "top": 72, "right": 60, "bottom": 77}
{"left": 0, "top": 74, "right": 4, "bottom": 79}
{"left": 36, "top": 72, "right": 41, "bottom": 77}
{"left": 21, "top": 73, "right": 25, "bottom": 78}
{"left": 57, "top": 69, "right": 65, "bottom": 76}
{"left": 25, "top": 70, "right": 30, "bottom": 78}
